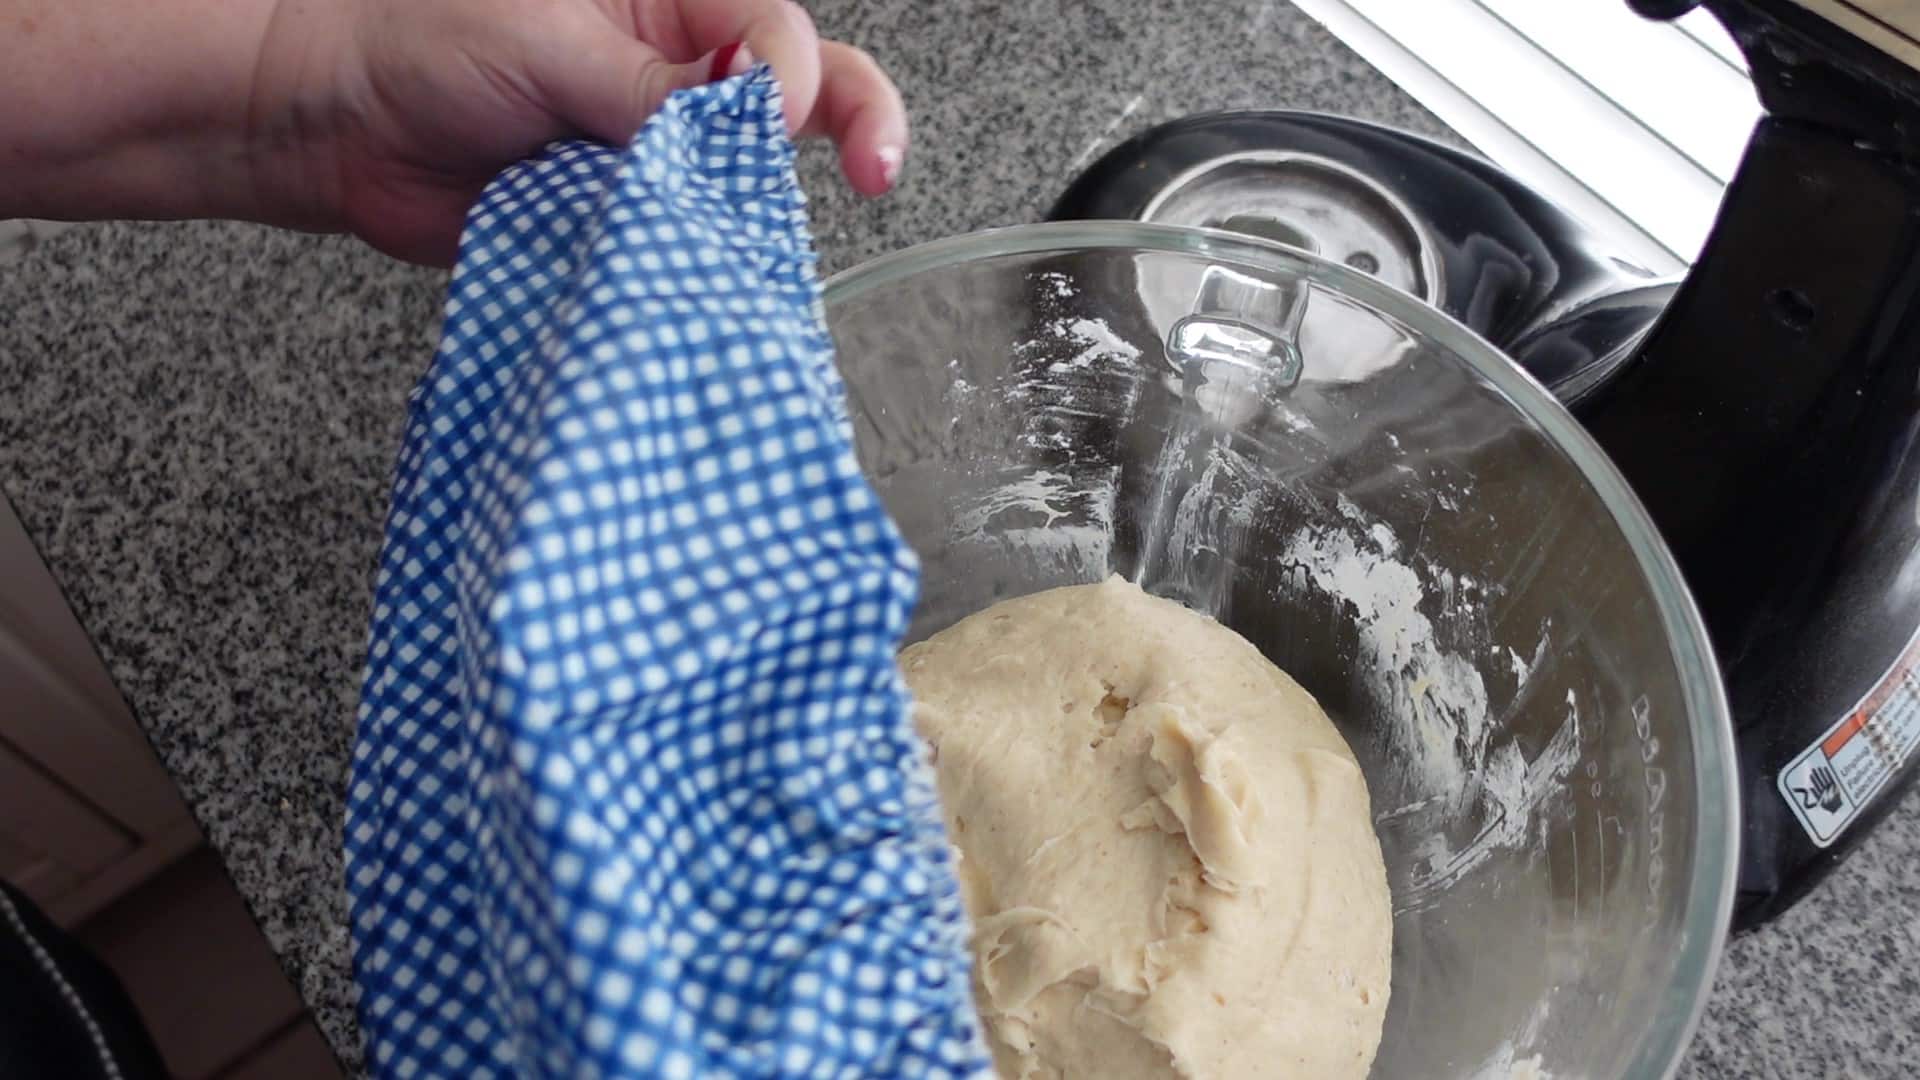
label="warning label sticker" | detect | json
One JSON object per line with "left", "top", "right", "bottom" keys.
{"left": 1779, "top": 632, "right": 1920, "bottom": 847}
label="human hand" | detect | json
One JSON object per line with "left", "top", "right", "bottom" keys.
{"left": 251, "top": 0, "right": 908, "bottom": 265}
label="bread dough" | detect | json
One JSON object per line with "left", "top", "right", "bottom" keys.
{"left": 902, "top": 576, "right": 1392, "bottom": 1079}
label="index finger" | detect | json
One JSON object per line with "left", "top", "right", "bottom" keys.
{"left": 799, "top": 42, "right": 908, "bottom": 196}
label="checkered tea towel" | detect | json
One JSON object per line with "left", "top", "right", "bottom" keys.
{"left": 344, "top": 69, "right": 990, "bottom": 1080}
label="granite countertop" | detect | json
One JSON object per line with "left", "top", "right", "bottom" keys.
{"left": 1, "top": 0, "right": 1916, "bottom": 1075}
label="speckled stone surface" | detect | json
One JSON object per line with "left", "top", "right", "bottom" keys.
{"left": 0, "top": 222, "right": 433, "bottom": 1066}
{"left": 0, "top": 0, "right": 1912, "bottom": 1076}
{"left": 1679, "top": 783, "right": 1920, "bottom": 1080}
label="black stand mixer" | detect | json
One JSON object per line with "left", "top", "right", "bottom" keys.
{"left": 1052, "top": 0, "right": 1920, "bottom": 929}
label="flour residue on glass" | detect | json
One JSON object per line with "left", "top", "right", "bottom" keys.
{"left": 1164, "top": 448, "right": 1260, "bottom": 559}
{"left": 1470, "top": 1042, "right": 1549, "bottom": 1079}
{"left": 950, "top": 468, "right": 1120, "bottom": 579}
{"left": 942, "top": 356, "right": 979, "bottom": 420}
{"left": 1003, "top": 306, "right": 1147, "bottom": 448}
{"left": 944, "top": 290, "right": 1144, "bottom": 580}
{"left": 1276, "top": 403, "right": 1316, "bottom": 433}
{"left": 1282, "top": 523, "right": 1491, "bottom": 811}
{"left": 1140, "top": 441, "right": 1267, "bottom": 618}
{"left": 1046, "top": 317, "right": 1141, "bottom": 372}
{"left": 1278, "top": 505, "right": 1576, "bottom": 913}
{"left": 1507, "top": 647, "right": 1531, "bottom": 686}
{"left": 1467, "top": 999, "right": 1554, "bottom": 1079}
{"left": 1408, "top": 689, "right": 1583, "bottom": 903}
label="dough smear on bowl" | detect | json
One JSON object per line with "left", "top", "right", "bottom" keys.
{"left": 902, "top": 576, "right": 1392, "bottom": 1079}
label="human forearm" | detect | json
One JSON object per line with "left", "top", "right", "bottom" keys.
{"left": 0, "top": 0, "right": 908, "bottom": 265}
{"left": 0, "top": 0, "right": 318, "bottom": 225}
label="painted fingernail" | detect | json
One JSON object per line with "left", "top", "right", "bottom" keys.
{"left": 877, "top": 145, "right": 904, "bottom": 190}
{"left": 709, "top": 42, "right": 753, "bottom": 81}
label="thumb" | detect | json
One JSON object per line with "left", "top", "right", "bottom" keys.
{"left": 541, "top": 33, "right": 755, "bottom": 147}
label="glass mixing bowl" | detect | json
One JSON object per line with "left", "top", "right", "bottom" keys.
{"left": 822, "top": 222, "right": 1738, "bottom": 1078}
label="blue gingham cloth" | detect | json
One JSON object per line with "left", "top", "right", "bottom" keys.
{"left": 345, "top": 70, "right": 989, "bottom": 1079}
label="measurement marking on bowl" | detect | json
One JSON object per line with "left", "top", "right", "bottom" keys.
{"left": 1634, "top": 694, "right": 1669, "bottom": 898}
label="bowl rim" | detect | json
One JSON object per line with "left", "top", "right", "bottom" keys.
{"left": 824, "top": 220, "right": 1740, "bottom": 1079}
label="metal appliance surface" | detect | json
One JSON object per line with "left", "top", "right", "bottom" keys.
{"left": 1050, "top": 110, "right": 1679, "bottom": 409}
{"left": 1050, "top": 0, "right": 1920, "bottom": 929}
{"left": 1585, "top": 0, "right": 1920, "bottom": 928}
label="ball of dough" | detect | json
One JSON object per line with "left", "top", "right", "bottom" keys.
{"left": 902, "top": 576, "right": 1392, "bottom": 1079}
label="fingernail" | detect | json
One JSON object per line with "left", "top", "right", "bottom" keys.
{"left": 877, "top": 145, "right": 904, "bottom": 190}
{"left": 709, "top": 42, "right": 753, "bottom": 81}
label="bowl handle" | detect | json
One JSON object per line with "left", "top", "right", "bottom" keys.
{"left": 1167, "top": 265, "right": 1307, "bottom": 395}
